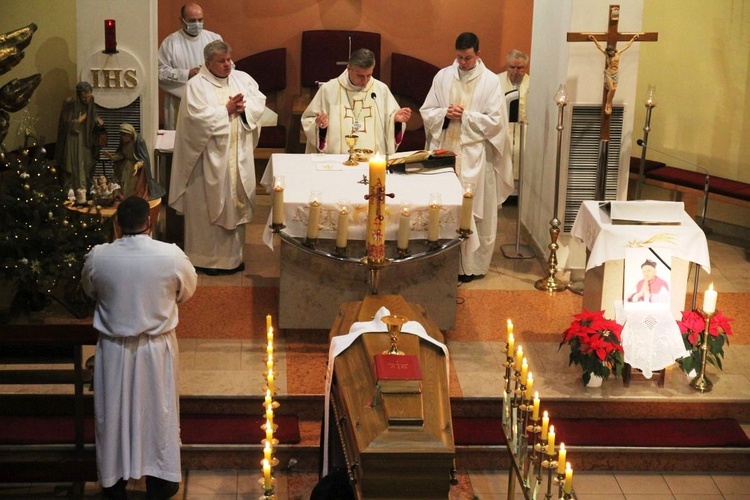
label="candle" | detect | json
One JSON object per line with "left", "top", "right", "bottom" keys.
{"left": 267, "top": 324, "right": 273, "bottom": 344}
{"left": 104, "top": 19, "right": 117, "bottom": 53}
{"left": 265, "top": 417, "right": 273, "bottom": 443}
{"left": 514, "top": 345, "right": 523, "bottom": 372}
{"left": 427, "top": 193, "right": 441, "bottom": 242}
{"left": 262, "top": 458, "right": 272, "bottom": 490}
{"left": 459, "top": 183, "right": 475, "bottom": 231}
{"left": 267, "top": 353, "right": 274, "bottom": 372}
{"left": 336, "top": 202, "right": 350, "bottom": 249}
{"left": 306, "top": 192, "right": 322, "bottom": 240}
{"left": 272, "top": 176, "right": 285, "bottom": 225}
{"left": 267, "top": 371, "right": 275, "bottom": 393}
{"left": 397, "top": 203, "right": 411, "bottom": 250}
{"left": 76, "top": 188, "right": 87, "bottom": 204}
{"left": 703, "top": 283, "right": 717, "bottom": 314}
{"left": 264, "top": 389, "right": 273, "bottom": 409}
{"left": 507, "top": 319, "right": 514, "bottom": 336}
{"left": 547, "top": 425, "right": 556, "bottom": 452}
{"left": 557, "top": 443, "right": 566, "bottom": 473}
{"left": 367, "top": 155, "right": 387, "bottom": 261}
{"left": 520, "top": 358, "right": 528, "bottom": 383}
{"left": 266, "top": 341, "right": 273, "bottom": 355}
{"left": 541, "top": 411, "right": 549, "bottom": 439}
{"left": 532, "top": 392, "right": 540, "bottom": 420}
{"left": 264, "top": 439, "right": 273, "bottom": 462}
{"left": 506, "top": 333, "right": 514, "bottom": 357}
{"left": 525, "top": 372, "right": 534, "bottom": 397}
{"left": 563, "top": 463, "right": 573, "bottom": 494}
{"left": 266, "top": 406, "right": 274, "bottom": 428}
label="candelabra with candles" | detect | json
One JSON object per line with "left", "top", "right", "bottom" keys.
{"left": 261, "top": 315, "right": 279, "bottom": 499}
{"left": 691, "top": 284, "right": 718, "bottom": 393}
{"left": 535, "top": 84, "right": 569, "bottom": 294}
{"left": 502, "top": 320, "right": 576, "bottom": 499}
{"left": 635, "top": 84, "right": 657, "bottom": 200}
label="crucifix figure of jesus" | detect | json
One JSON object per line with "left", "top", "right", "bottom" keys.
{"left": 567, "top": 4, "right": 658, "bottom": 199}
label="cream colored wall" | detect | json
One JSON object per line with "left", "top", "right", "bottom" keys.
{"left": 634, "top": 0, "right": 750, "bottom": 226}
{"left": 1, "top": 0, "right": 77, "bottom": 151}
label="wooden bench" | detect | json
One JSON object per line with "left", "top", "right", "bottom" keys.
{"left": 629, "top": 157, "right": 750, "bottom": 220}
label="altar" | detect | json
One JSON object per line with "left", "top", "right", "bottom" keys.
{"left": 260, "top": 154, "right": 477, "bottom": 330}
{"left": 571, "top": 200, "right": 711, "bottom": 319}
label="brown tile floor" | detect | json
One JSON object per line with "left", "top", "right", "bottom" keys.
{"left": 2, "top": 194, "right": 749, "bottom": 498}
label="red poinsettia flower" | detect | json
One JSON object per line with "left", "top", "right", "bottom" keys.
{"left": 677, "top": 310, "right": 705, "bottom": 335}
{"left": 560, "top": 309, "right": 625, "bottom": 383}
{"left": 709, "top": 311, "right": 734, "bottom": 337}
{"left": 676, "top": 308, "right": 733, "bottom": 375}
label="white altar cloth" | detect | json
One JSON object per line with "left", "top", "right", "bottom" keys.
{"left": 571, "top": 201, "right": 711, "bottom": 273}
{"left": 260, "top": 153, "right": 478, "bottom": 251}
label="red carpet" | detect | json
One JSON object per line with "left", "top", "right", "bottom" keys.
{"left": 0, "top": 414, "right": 300, "bottom": 445}
{"left": 452, "top": 417, "right": 750, "bottom": 447}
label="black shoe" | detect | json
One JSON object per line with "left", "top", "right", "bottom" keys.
{"left": 458, "top": 274, "right": 474, "bottom": 283}
{"left": 196, "top": 267, "right": 220, "bottom": 276}
{"left": 145, "top": 476, "right": 180, "bottom": 499}
{"left": 102, "top": 478, "right": 127, "bottom": 500}
{"left": 473, "top": 274, "right": 486, "bottom": 281}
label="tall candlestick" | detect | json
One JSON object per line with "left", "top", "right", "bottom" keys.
{"left": 459, "top": 182, "right": 475, "bottom": 231}
{"left": 265, "top": 417, "right": 273, "bottom": 443}
{"left": 532, "top": 392, "right": 540, "bottom": 420}
{"left": 366, "top": 154, "right": 387, "bottom": 261}
{"left": 306, "top": 191, "right": 322, "bottom": 240}
{"left": 557, "top": 443, "right": 566, "bottom": 473}
{"left": 267, "top": 353, "right": 274, "bottom": 372}
{"left": 397, "top": 202, "right": 411, "bottom": 250}
{"left": 563, "top": 463, "right": 573, "bottom": 494}
{"left": 262, "top": 458, "right": 272, "bottom": 490}
{"left": 427, "top": 193, "right": 441, "bottom": 243}
{"left": 514, "top": 345, "right": 524, "bottom": 372}
{"left": 703, "top": 283, "right": 717, "bottom": 314}
{"left": 266, "top": 406, "right": 274, "bottom": 428}
{"left": 547, "top": 425, "right": 556, "bottom": 452}
{"left": 541, "top": 410, "right": 549, "bottom": 439}
{"left": 264, "top": 439, "right": 273, "bottom": 462}
{"left": 267, "top": 371, "right": 275, "bottom": 393}
{"left": 336, "top": 201, "right": 350, "bottom": 249}
{"left": 520, "top": 358, "right": 528, "bottom": 383}
{"left": 525, "top": 372, "right": 534, "bottom": 397}
{"left": 506, "top": 333, "right": 514, "bottom": 357}
{"left": 264, "top": 389, "right": 273, "bottom": 409}
{"left": 272, "top": 176, "right": 285, "bottom": 225}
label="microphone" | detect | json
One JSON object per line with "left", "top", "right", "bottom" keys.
{"left": 637, "top": 139, "right": 710, "bottom": 312}
{"left": 371, "top": 91, "right": 389, "bottom": 163}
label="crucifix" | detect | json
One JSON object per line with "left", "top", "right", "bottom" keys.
{"left": 567, "top": 4, "right": 658, "bottom": 200}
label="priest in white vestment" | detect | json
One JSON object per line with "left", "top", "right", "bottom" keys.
{"left": 157, "top": 2, "right": 223, "bottom": 130}
{"left": 498, "top": 49, "right": 530, "bottom": 183}
{"left": 421, "top": 32, "right": 513, "bottom": 282}
{"left": 301, "top": 48, "right": 412, "bottom": 155}
{"left": 82, "top": 196, "right": 197, "bottom": 499}
{"left": 169, "top": 40, "right": 266, "bottom": 275}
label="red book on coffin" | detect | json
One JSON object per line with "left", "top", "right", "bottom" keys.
{"left": 373, "top": 354, "right": 423, "bottom": 393}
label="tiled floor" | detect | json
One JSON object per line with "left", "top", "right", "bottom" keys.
{"left": 2, "top": 195, "right": 749, "bottom": 499}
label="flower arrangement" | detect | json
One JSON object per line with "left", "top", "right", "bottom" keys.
{"left": 677, "top": 309, "right": 733, "bottom": 375}
{"left": 560, "top": 309, "right": 625, "bottom": 386}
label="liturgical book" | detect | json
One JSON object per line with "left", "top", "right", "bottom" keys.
{"left": 373, "top": 354, "right": 423, "bottom": 393}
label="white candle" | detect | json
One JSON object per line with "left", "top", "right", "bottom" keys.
{"left": 703, "top": 283, "right": 717, "bottom": 314}
{"left": 272, "top": 183, "right": 284, "bottom": 225}
{"left": 564, "top": 463, "right": 573, "bottom": 494}
{"left": 520, "top": 358, "right": 528, "bottom": 383}
{"left": 267, "top": 353, "right": 274, "bottom": 372}
{"left": 264, "top": 439, "right": 273, "bottom": 462}
{"left": 266, "top": 341, "right": 273, "bottom": 355}
{"left": 532, "top": 392, "right": 540, "bottom": 420}
{"left": 397, "top": 204, "right": 411, "bottom": 250}
{"left": 459, "top": 184, "right": 474, "bottom": 230}
{"left": 336, "top": 204, "right": 349, "bottom": 248}
{"left": 507, "top": 319, "right": 514, "bottom": 336}
{"left": 525, "top": 372, "right": 534, "bottom": 397}
{"left": 427, "top": 193, "right": 441, "bottom": 242}
{"left": 541, "top": 410, "right": 549, "bottom": 439}
{"left": 267, "top": 371, "right": 275, "bottom": 393}
{"left": 264, "top": 417, "right": 273, "bottom": 443}
{"left": 267, "top": 323, "right": 273, "bottom": 343}
{"left": 506, "top": 333, "right": 514, "bottom": 356}
{"left": 557, "top": 443, "right": 567, "bottom": 473}
{"left": 262, "top": 458, "right": 272, "bottom": 490}
{"left": 264, "top": 389, "right": 273, "bottom": 409}
{"left": 547, "top": 425, "right": 556, "bottom": 452}
{"left": 266, "top": 406, "right": 274, "bottom": 428}
{"left": 306, "top": 193, "right": 322, "bottom": 240}
{"left": 514, "top": 345, "right": 523, "bottom": 372}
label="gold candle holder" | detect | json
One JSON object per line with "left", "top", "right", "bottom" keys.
{"left": 690, "top": 308, "right": 716, "bottom": 393}
{"left": 382, "top": 314, "right": 409, "bottom": 355}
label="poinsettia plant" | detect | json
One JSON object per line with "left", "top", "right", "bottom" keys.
{"left": 677, "top": 309, "right": 733, "bottom": 375}
{"left": 559, "top": 309, "right": 625, "bottom": 386}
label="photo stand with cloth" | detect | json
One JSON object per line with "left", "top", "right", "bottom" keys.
{"left": 500, "top": 90, "right": 534, "bottom": 259}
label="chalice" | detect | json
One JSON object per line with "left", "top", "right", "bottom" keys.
{"left": 382, "top": 315, "right": 409, "bottom": 355}
{"left": 343, "top": 134, "right": 359, "bottom": 166}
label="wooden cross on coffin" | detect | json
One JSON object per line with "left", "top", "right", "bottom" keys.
{"left": 567, "top": 4, "right": 658, "bottom": 200}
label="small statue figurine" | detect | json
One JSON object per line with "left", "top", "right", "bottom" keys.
{"left": 89, "top": 174, "right": 121, "bottom": 207}
{"left": 104, "top": 123, "right": 165, "bottom": 200}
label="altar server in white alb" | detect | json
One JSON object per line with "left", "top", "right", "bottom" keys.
{"left": 157, "top": 2, "right": 223, "bottom": 129}
{"left": 169, "top": 40, "right": 266, "bottom": 276}
{"left": 421, "top": 32, "right": 513, "bottom": 283}
{"left": 301, "top": 48, "right": 412, "bottom": 155}
{"left": 82, "top": 196, "right": 197, "bottom": 500}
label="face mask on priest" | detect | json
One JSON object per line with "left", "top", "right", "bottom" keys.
{"left": 183, "top": 20, "right": 203, "bottom": 37}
